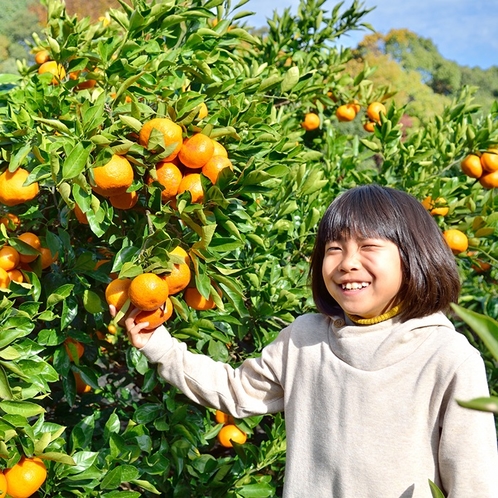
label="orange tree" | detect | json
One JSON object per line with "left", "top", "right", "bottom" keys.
{"left": 0, "top": 0, "right": 497, "bottom": 496}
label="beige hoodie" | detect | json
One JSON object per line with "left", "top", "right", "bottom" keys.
{"left": 141, "top": 312, "right": 498, "bottom": 497}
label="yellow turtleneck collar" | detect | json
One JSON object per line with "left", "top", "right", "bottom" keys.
{"left": 346, "top": 303, "right": 403, "bottom": 325}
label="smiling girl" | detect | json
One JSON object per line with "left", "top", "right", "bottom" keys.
{"left": 119, "top": 184, "right": 498, "bottom": 497}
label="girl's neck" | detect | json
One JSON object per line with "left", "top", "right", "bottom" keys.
{"left": 346, "top": 303, "right": 403, "bottom": 325}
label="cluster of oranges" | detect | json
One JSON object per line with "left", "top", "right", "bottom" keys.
{"left": 0, "top": 215, "right": 57, "bottom": 289}
{"left": 460, "top": 149, "right": 498, "bottom": 189}
{"left": 0, "top": 456, "right": 47, "bottom": 498}
{"left": 140, "top": 118, "right": 233, "bottom": 205}
{"left": 105, "top": 245, "right": 217, "bottom": 330}
{"left": 302, "top": 101, "right": 386, "bottom": 134}
{"left": 214, "top": 410, "right": 247, "bottom": 448}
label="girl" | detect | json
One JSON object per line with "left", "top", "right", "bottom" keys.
{"left": 120, "top": 184, "right": 498, "bottom": 497}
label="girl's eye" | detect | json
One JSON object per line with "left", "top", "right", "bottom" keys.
{"left": 326, "top": 245, "right": 341, "bottom": 252}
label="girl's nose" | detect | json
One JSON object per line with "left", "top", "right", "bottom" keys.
{"left": 339, "top": 250, "right": 361, "bottom": 271}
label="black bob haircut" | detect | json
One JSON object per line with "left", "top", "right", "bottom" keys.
{"left": 309, "top": 184, "right": 461, "bottom": 322}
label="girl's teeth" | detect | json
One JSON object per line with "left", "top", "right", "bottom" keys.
{"left": 342, "top": 282, "right": 369, "bottom": 290}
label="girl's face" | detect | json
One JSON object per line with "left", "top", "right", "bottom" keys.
{"left": 322, "top": 237, "right": 403, "bottom": 319}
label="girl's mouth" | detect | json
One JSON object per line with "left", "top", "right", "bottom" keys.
{"left": 341, "top": 282, "right": 370, "bottom": 290}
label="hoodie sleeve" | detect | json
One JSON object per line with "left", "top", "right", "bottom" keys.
{"left": 139, "top": 325, "right": 287, "bottom": 418}
{"left": 438, "top": 350, "right": 498, "bottom": 497}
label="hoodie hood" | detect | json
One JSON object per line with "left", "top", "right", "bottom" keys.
{"left": 328, "top": 311, "right": 455, "bottom": 371}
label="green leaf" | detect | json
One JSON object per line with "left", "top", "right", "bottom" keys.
{"left": 428, "top": 479, "right": 446, "bottom": 498}
{"left": 457, "top": 396, "right": 498, "bottom": 413}
{"left": 451, "top": 304, "right": 498, "bottom": 360}
{"left": 281, "top": 66, "right": 300, "bottom": 93}
{"left": 62, "top": 143, "right": 92, "bottom": 180}
{"left": 0, "top": 400, "right": 45, "bottom": 417}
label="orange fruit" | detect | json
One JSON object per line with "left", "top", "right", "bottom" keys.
{"left": 92, "top": 155, "right": 134, "bottom": 197}
{"left": 0, "top": 245, "right": 20, "bottom": 271}
{"left": 367, "top": 102, "right": 386, "bottom": 123}
{"left": 73, "top": 204, "right": 89, "bottom": 224}
{"left": 202, "top": 155, "right": 233, "bottom": 184}
{"left": 460, "top": 154, "right": 483, "bottom": 179}
{"left": 128, "top": 273, "right": 169, "bottom": 311}
{"left": 109, "top": 190, "right": 139, "bottom": 210}
{"left": 38, "top": 60, "right": 66, "bottom": 84}
{"left": 0, "top": 268, "right": 10, "bottom": 289}
{"left": 40, "top": 246, "right": 57, "bottom": 269}
{"left": 0, "top": 168, "right": 39, "bottom": 207}
{"left": 217, "top": 424, "right": 247, "bottom": 448}
{"left": 178, "top": 133, "right": 215, "bottom": 169}
{"left": 147, "top": 161, "right": 183, "bottom": 202}
{"left": 0, "top": 471, "right": 6, "bottom": 498}
{"left": 211, "top": 140, "right": 228, "bottom": 158}
{"left": 64, "top": 338, "right": 85, "bottom": 362}
{"left": 197, "top": 102, "right": 208, "bottom": 120}
{"left": 177, "top": 173, "right": 204, "bottom": 204}
{"left": 215, "top": 410, "right": 234, "bottom": 425}
{"left": 363, "top": 121, "right": 375, "bottom": 133}
{"left": 74, "top": 371, "right": 92, "bottom": 394}
{"left": 139, "top": 117, "right": 183, "bottom": 161}
{"left": 4, "top": 456, "right": 47, "bottom": 498}
{"left": 443, "top": 229, "right": 468, "bottom": 255}
{"left": 350, "top": 100, "right": 361, "bottom": 114}
{"left": 0, "top": 212, "right": 21, "bottom": 230}
{"left": 480, "top": 148, "right": 498, "bottom": 173}
{"left": 170, "top": 245, "right": 189, "bottom": 262}
{"left": 34, "top": 49, "right": 50, "bottom": 65}
{"left": 163, "top": 256, "right": 191, "bottom": 295}
{"left": 18, "top": 232, "right": 41, "bottom": 263}
{"left": 135, "top": 297, "right": 174, "bottom": 330}
{"left": 184, "top": 286, "right": 216, "bottom": 310}
{"left": 421, "top": 196, "right": 449, "bottom": 217}
{"left": 107, "top": 323, "right": 117, "bottom": 334}
{"left": 335, "top": 104, "right": 356, "bottom": 122}
{"left": 105, "top": 278, "right": 131, "bottom": 311}
{"left": 301, "top": 112, "right": 320, "bottom": 131}
{"left": 479, "top": 170, "right": 498, "bottom": 189}
{"left": 7, "top": 268, "right": 23, "bottom": 283}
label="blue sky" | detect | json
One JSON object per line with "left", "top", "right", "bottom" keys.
{"left": 241, "top": 0, "right": 497, "bottom": 69}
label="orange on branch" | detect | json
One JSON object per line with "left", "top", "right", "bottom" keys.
{"left": 135, "top": 298, "right": 174, "bottom": 329}
{"left": 336, "top": 104, "right": 356, "bottom": 122}
{"left": 301, "top": 112, "right": 320, "bottom": 131}
{"left": 163, "top": 257, "right": 191, "bottom": 295}
{"left": 139, "top": 118, "right": 183, "bottom": 161}
{"left": 92, "top": 154, "right": 134, "bottom": 197}
{"left": 4, "top": 457, "right": 47, "bottom": 498}
{"left": 443, "top": 229, "right": 468, "bottom": 255}
{"left": 64, "top": 338, "right": 85, "bottom": 362}
{"left": 109, "top": 190, "right": 139, "bottom": 210}
{"left": 215, "top": 410, "right": 235, "bottom": 425}
{"left": 178, "top": 173, "right": 204, "bottom": 204}
{"left": 479, "top": 170, "right": 498, "bottom": 189}
{"left": 73, "top": 204, "right": 89, "bottom": 224}
{"left": 421, "top": 196, "right": 449, "bottom": 217}
{"left": 184, "top": 286, "right": 217, "bottom": 310}
{"left": 129, "top": 273, "right": 169, "bottom": 311}
{"left": 0, "top": 268, "right": 10, "bottom": 289}
{"left": 460, "top": 154, "right": 483, "bottom": 179}
{"left": 0, "top": 245, "right": 20, "bottom": 271}
{"left": 211, "top": 139, "right": 228, "bottom": 158}
{"left": 74, "top": 372, "right": 92, "bottom": 394}
{"left": 178, "top": 133, "right": 215, "bottom": 169}
{"left": 147, "top": 160, "right": 183, "bottom": 202}
{"left": 217, "top": 424, "right": 247, "bottom": 448}
{"left": 105, "top": 278, "right": 131, "bottom": 311}
{"left": 197, "top": 102, "right": 208, "bottom": 119}
{"left": 18, "top": 232, "right": 41, "bottom": 263}
{"left": 0, "top": 471, "right": 6, "bottom": 498}
{"left": 0, "top": 212, "right": 20, "bottom": 230}
{"left": 34, "top": 49, "right": 50, "bottom": 64}
{"left": 202, "top": 155, "right": 233, "bottom": 184}
{"left": 367, "top": 101, "right": 386, "bottom": 123}
{"left": 7, "top": 268, "right": 23, "bottom": 283}
{"left": 363, "top": 121, "right": 376, "bottom": 133}
{"left": 0, "top": 168, "right": 39, "bottom": 207}
{"left": 480, "top": 148, "right": 498, "bottom": 173}
{"left": 40, "top": 246, "right": 57, "bottom": 269}
{"left": 38, "top": 60, "right": 66, "bottom": 84}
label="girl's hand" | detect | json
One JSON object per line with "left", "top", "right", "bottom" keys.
{"left": 109, "top": 305, "right": 155, "bottom": 349}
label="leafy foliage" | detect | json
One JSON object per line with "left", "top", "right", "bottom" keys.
{"left": 0, "top": 0, "right": 496, "bottom": 496}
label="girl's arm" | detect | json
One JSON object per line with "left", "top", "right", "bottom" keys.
{"left": 121, "top": 307, "right": 287, "bottom": 419}
{"left": 438, "top": 352, "right": 498, "bottom": 497}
